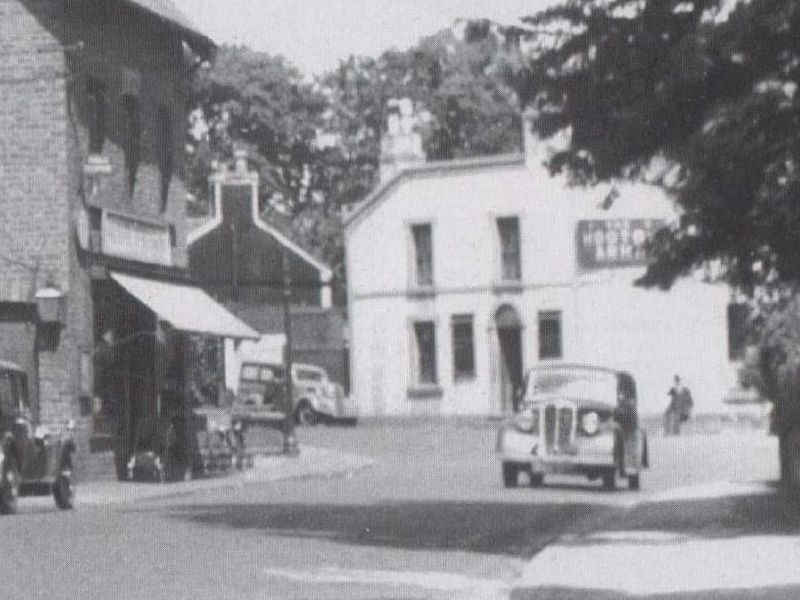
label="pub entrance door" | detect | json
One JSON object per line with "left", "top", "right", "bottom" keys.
{"left": 496, "top": 305, "right": 523, "bottom": 413}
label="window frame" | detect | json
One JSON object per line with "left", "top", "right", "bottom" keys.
{"left": 538, "top": 310, "right": 563, "bottom": 360}
{"left": 121, "top": 94, "right": 140, "bottom": 197}
{"left": 410, "top": 222, "right": 434, "bottom": 289}
{"left": 451, "top": 314, "right": 475, "bottom": 380}
{"left": 497, "top": 216, "right": 522, "bottom": 282}
{"left": 412, "top": 320, "right": 438, "bottom": 386}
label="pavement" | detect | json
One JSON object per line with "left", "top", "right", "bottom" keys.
{"left": 77, "top": 445, "right": 375, "bottom": 506}
{"left": 509, "top": 479, "right": 800, "bottom": 600}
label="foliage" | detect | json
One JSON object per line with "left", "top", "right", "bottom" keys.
{"left": 185, "top": 31, "right": 522, "bottom": 287}
{"left": 507, "top": 0, "right": 800, "bottom": 291}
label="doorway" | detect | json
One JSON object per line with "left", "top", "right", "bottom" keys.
{"left": 495, "top": 305, "right": 523, "bottom": 413}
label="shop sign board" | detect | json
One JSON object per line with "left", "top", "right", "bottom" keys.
{"left": 576, "top": 219, "right": 666, "bottom": 270}
{"left": 101, "top": 212, "right": 172, "bottom": 266}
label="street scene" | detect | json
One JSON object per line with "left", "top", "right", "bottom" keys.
{"left": 2, "top": 418, "right": 788, "bottom": 600}
{"left": 2, "top": 0, "right": 800, "bottom": 599}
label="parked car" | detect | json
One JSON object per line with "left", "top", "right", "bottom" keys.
{"left": 236, "top": 361, "right": 356, "bottom": 426}
{"left": 496, "top": 364, "right": 648, "bottom": 491}
{"left": 0, "top": 360, "right": 76, "bottom": 513}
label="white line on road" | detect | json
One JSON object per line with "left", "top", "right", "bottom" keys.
{"left": 262, "top": 566, "right": 510, "bottom": 596}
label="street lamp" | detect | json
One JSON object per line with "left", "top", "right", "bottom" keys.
{"left": 281, "top": 248, "right": 300, "bottom": 456}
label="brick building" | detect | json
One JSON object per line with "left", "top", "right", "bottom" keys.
{"left": 0, "top": 0, "right": 257, "bottom": 480}
{"left": 188, "top": 153, "right": 350, "bottom": 390}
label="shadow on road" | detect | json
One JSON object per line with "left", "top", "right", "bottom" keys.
{"left": 591, "top": 485, "right": 799, "bottom": 540}
{"left": 158, "top": 500, "right": 616, "bottom": 557}
{"left": 514, "top": 585, "right": 800, "bottom": 600}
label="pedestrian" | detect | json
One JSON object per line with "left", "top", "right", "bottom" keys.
{"left": 665, "top": 375, "right": 693, "bottom": 435}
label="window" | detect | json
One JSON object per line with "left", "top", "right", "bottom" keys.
{"left": 122, "top": 94, "right": 140, "bottom": 196}
{"left": 295, "top": 369, "right": 324, "bottom": 382}
{"left": 413, "top": 321, "right": 438, "bottom": 384}
{"left": 86, "top": 79, "right": 106, "bottom": 154}
{"left": 452, "top": 314, "right": 475, "bottom": 379}
{"left": 538, "top": 311, "right": 562, "bottom": 359}
{"left": 727, "top": 303, "right": 749, "bottom": 361}
{"left": 157, "top": 105, "right": 174, "bottom": 211}
{"left": 411, "top": 223, "right": 433, "bottom": 287}
{"left": 497, "top": 217, "right": 521, "bottom": 281}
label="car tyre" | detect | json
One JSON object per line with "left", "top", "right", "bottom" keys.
{"left": 0, "top": 456, "right": 20, "bottom": 515}
{"left": 628, "top": 474, "right": 641, "bottom": 491}
{"left": 294, "top": 401, "right": 318, "bottom": 426}
{"left": 53, "top": 454, "right": 75, "bottom": 510}
{"left": 502, "top": 462, "right": 520, "bottom": 488}
{"left": 601, "top": 467, "right": 617, "bottom": 492}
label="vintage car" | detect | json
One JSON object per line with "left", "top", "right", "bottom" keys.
{"left": 496, "top": 364, "right": 648, "bottom": 491}
{"left": 236, "top": 361, "right": 356, "bottom": 426}
{"left": 0, "top": 360, "right": 76, "bottom": 513}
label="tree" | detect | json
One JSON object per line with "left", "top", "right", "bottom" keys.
{"left": 508, "top": 0, "right": 800, "bottom": 516}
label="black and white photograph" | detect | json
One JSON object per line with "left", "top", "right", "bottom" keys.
{"left": 1, "top": 0, "right": 799, "bottom": 598}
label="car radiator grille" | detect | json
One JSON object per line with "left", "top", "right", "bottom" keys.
{"left": 543, "top": 404, "right": 574, "bottom": 454}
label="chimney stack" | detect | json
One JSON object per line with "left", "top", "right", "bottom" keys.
{"left": 379, "top": 98, "right": 425, "bottom": 183}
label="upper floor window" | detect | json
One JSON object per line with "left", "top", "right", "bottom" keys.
{"left": 86, "top": 79, "right": 106, "bottom": 154}
{"left": 122, "top": 94, "right": 140, "bottom": 197}
{"left": 497, "top": 216, "right": 521, "bottom": 281}
{"left": 452, "top": 314, "right": 475, "bottom": 380}
{"left": 157, "top": 105, "right": 174, "bottom": 211}
{"left": 411, "top": 223, "right": 433, "bottom": 287}
{"left": 413, "top": 321, "right": 438, "bottom": 385}
{"left": 538, "top": 310, "right": 562, "bottom": 360}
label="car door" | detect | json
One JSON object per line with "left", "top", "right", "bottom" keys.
{"left": 0, "top": 371, "right": 36, "bottom": 479}
{"left": 13, "top": 372, "right": 45, "bottom": 480}
{"left": 617, "top": 373, "right": 642, "bottom": 472}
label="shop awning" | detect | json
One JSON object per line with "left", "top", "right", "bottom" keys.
{"left": 110, "top": 272, "right": 260, "bottom": 340}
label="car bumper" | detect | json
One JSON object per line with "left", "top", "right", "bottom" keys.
{"left": 497, "top": 429, "right": 615, "bottom": 473}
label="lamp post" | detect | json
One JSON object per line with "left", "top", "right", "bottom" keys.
{"left": 281, "top": 249, "right": 300, "bottom": 456}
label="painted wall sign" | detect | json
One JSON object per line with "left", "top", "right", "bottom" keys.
{"left": 101, "top": 212, "right": 172, "bottom": 266}
{"left": 576, "top": 219, "right": 666, "bottom": 269}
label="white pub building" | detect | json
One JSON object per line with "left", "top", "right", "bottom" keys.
{"left": 345, "top": 104, "right": 742, "bottom": 416}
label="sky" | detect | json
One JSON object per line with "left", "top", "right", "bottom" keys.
{"left": 171, "top": 0, "right": 556, "bottom": 76}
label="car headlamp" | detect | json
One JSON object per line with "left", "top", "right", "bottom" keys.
{"left": 581, "top": 411, "right": 599, "bottom": 435}
{"left": 515, "top": 408, "right": 538, "bottom": 434}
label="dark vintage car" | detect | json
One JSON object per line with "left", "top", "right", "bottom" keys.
{"left": 496, "top": 364, "right": 649, "bottom": 491}
{"left": 0, "top": 360, "right": 76, "bottom": 513}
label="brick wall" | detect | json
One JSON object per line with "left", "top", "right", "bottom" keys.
{"left": 0, "top": 0, "right": 204, "bottom": 479}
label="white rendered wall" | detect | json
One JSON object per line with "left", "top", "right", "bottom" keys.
{"left": 346, "top": 164, "right": 739, "bottom": 416}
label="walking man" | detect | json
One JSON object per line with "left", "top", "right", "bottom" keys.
{"left": 665, "top": 375, "right": 693, "bottom": 435}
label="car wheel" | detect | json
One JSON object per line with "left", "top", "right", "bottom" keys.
{"left": 628, "top": 474, "right": 641, "bottom": 491}
{"left": 0, "top": 456, "right": 20, "bottom": 515}
{"left": 529, "top": 472, "right": 544, "bottom": 488}
{"left": 294, "top": 401, "right": 318, "bottom": 426}
{"left": 502, "top": 462, "right": 520, "bottom": 488}
{"left": 601, "top": 468, "right": 617, "bottom": 492}
{"left": 53, "top": 454, "right": 75, "bottom": 510}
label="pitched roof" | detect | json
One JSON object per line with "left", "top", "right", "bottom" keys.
{"left": 124, "top": 0, "right": 214, "bottom": 51}
{"left": 343, "top": 153, "right": 525, "bottom": 232}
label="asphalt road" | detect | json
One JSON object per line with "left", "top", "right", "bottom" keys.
{"left": 0, "top": 419, "right": 779, "bottom": 600}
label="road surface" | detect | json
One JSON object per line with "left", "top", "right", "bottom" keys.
{"left": 0, "top": 419, "right": 778, "bottom": 600}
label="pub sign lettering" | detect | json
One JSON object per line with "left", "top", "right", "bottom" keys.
{"left": 576, "top": 219, "right": 665, "bottom": 269}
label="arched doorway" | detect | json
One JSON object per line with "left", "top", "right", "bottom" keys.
{"left": 495, "top": 305, "right": 523, "bottom": 413}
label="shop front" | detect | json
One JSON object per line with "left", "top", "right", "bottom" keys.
{"left": 91, "top": 271, "right": 258, "bottom": 480}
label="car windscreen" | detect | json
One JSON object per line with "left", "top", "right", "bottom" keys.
{"left": 526, "top": 368, "right": 617, "bottom": 404}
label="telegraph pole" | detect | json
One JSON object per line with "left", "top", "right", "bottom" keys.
{"left": 281, "top": 248, "right": 300, "bottom": 456}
